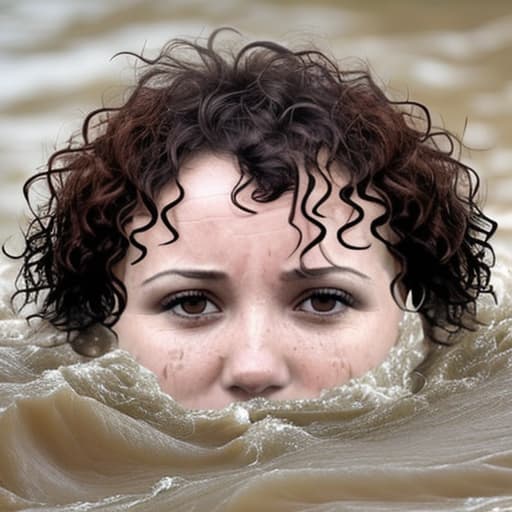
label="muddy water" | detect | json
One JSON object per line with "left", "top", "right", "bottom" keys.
{"left": 1, "top": 252, "right": 511, "bottom": 511}
{"left": 1, "top": 1, "right": 512, "bottom": 511}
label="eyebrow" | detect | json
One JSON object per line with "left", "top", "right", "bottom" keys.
{"left": 142, "top": 265, "right": 370, "bottom": 286}
{"left": 142, "top": 269, "right": 228, "bottom": 286}
{"left": 280, "top": 266, "right": 371, "bottom": 281}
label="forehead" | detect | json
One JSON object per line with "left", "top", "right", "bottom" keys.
{"left": 158, "top": 151, "right": 383, "bottom": 232}
{"left": 125, "top": 151, "right": 394, "bottom": 278}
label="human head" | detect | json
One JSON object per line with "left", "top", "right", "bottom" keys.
{"left": 11, "top": 29, "right": 496, "bottom": 404}
{"left": 113, "top": 150, "right": 407, "bottom": 408}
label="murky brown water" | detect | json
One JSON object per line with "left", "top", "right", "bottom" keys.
{"left": 1, "top": 251, "right": 511, "bottom": 511}
{"left": 1, "top": 1, "right": 511, "bottom": 510}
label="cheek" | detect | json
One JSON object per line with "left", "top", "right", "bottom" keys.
{"left": 288, "top": 308, "right": 402, "bottom": 389}
{"left": 345, "top": 307, "right": 402, "bottom": 377}
{"left": 284, "top": 331, "right": 352, "bottom": 391}
{"left": 161, "top": 347, "right": 185, "bottom": 380}
{"left": 304, "top": 349, "right": 352, "bottom": 387}
{"left": 143, "top": 331, "right": 223, "bottom": 399}
{"left": 115, "top": 315, "right": 185, "bottom": 381}
{"left": 116, "top": 318, "right": 170, "bottom": 378}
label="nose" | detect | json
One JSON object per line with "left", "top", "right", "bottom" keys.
{"left": 220, "top": 310, "right": 291, "bottom": 400}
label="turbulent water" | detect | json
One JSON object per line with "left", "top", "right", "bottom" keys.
{"left": 1, "top": 1, "right": 511, "bottom": 510}
{"left": 0, "top": 250, "right": 511, "bottom": 511}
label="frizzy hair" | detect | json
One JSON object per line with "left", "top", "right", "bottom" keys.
{"left": 7, "top": 28, "right": 497, "bottom": 353}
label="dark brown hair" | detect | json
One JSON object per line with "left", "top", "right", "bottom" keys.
{"left": 7, "top": 28, "right": 497, "bottom": 351}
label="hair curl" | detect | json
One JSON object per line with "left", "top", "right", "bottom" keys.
{"left": 6, "top": 28, "right": 497, "bottom": 352}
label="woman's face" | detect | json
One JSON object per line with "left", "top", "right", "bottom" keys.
{"left": 114, "top": 153, "right": 404, "bottom": 409}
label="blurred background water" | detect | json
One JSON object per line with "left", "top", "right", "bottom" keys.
{"left": 0, "top": 0, "right": 511, "bottom": 248}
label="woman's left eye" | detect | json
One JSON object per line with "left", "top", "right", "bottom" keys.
{"left": 295, "top": 288, "right": 354, "bottom": 316}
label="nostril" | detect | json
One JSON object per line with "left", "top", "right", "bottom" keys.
{"left": 228, "top": 384, "right": 283, "bottom": 400}
{"left": 220, "top": 346, "right": 292, "bottom": 400}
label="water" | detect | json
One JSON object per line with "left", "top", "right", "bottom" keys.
{"left": 1, "top": 1, "right": 512, "bottom": 510}
{"left": 1, "top": 251, "right": 511, "bottom": 511}
{"left": 1, "top": 0, "right": 511, "bottom": 247}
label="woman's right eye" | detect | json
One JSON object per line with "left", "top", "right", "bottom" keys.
{"left": 161, "top": 291, "right": 220, "bottom": 319}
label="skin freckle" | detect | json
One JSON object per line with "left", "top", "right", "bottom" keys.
{"left": 167, "top": 348, "right": 184, "bottom": 361}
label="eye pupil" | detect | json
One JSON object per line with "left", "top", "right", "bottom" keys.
{"left": 311, "top": 295, "right": 337, "bottom": 312}
{"left": 182, "top": 298, "right": 207, "bottom": 314}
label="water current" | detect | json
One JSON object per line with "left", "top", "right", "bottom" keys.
{"left": 1, "top": 1, "right": 511, "bottom": 510}
{"left": 1, "top": 251, "right": 511, "bottom": 511}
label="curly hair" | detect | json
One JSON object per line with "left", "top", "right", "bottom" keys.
{"left": 7, "top": 28, "right": 497, "bottom": 352}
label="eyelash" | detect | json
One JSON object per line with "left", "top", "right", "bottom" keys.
{"left": 294, "top": 288, "right": 355, "bottom": 317}
{"left": 160, "top": 288, "right": 355, "bottom": 321}
{"left": 160, "top": 290, "right": 220, "bottom": 320}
